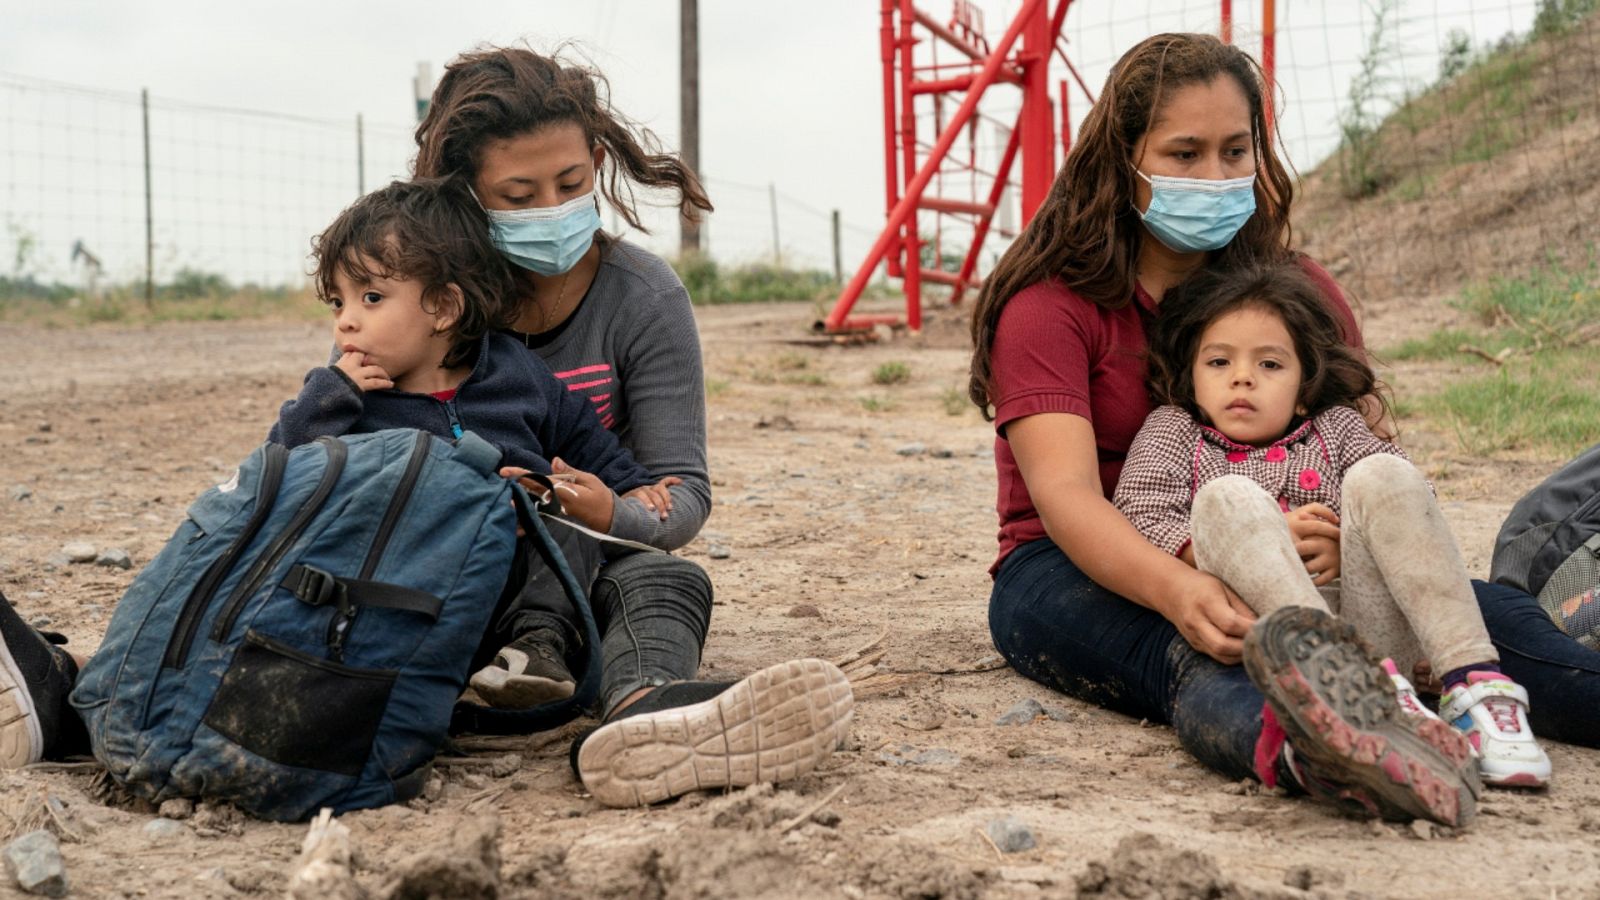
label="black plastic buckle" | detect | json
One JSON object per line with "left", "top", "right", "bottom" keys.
{"left": 290, "top": 565, "right": 347, "bottom": 611}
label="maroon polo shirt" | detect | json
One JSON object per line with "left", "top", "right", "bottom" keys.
{"left": 987, "top": 258, "right": 1363, "bottom": 575}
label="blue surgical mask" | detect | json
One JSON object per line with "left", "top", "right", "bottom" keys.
{"left": 481, "top": 189, "right": 602, "bottom": 276}
{"left": 1135, "top": 171, "right": 1256, "bottom": 253}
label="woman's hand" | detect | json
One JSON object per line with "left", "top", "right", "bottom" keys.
{"left": 1162, "top": 570, "right": 1256, "bottom": 666}
{"left": 1287, "top": 503, "right": 1341, "bottom": 586}
{"left": 547, "top": 458, "right": 616, "bottom": 532}
{"left": 497, "top": 461, "right": 615, "bottom": 533}
{"left": 624, "top": 476, "right": 682, "bottom": 521}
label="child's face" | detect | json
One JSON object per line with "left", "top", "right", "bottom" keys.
{"left": 328, "top": 260, "right": 457, "bottom": 392}
{"left": 1191, "top": 305, "right": 1304, "bottom": 446}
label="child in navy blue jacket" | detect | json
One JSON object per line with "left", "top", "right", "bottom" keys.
{"left": 272, "top": 177, "right": 656, "bottom": 700}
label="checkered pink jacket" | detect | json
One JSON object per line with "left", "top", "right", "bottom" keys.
{"left": 1112, "top": 404, "right": 1408, "bottom": 557}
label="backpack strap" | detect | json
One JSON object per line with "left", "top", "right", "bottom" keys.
{"left": 448, "top": 482, "right": 604, "bottom": 735}
{"left": 280, "top": 564, "right": 443, "bottom": 620}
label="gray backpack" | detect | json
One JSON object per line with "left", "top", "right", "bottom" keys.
{"left": 1491, "top": 440, "right": 1600, "bottom": 630}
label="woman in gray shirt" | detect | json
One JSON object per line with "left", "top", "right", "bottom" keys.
{"left": 413, "top": 45, "right": 852, "bottom": 808}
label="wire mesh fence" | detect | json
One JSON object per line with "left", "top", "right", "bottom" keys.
{"left": 880, "top": 0, "right": 1598, "bottom": 304}
{"left": 3, "top": 1, "right": 1597, "bottom": 307}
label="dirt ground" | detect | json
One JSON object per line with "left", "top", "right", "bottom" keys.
{"left": 2, "top": 297, "right": 1598, "bottom": 900}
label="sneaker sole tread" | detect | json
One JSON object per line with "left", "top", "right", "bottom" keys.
{"left": 1245, "top": 608, "right": 1480, "bottom": 827}
{"left": 0, "top": 636, "right": 43, "bottom": 768}
{"left": 577, "top": 658, "right": 853, "bottom": 808}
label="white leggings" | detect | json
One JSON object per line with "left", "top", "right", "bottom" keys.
{"left": 1191, "top": 454, "right": 1497, "bottom": 677}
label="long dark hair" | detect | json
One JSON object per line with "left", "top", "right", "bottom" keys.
{"left": 1145, "top": 260, "right": 1386, "bottom": 425}
{"left": 968, "top": 32, "right": 1294, "bottom": 417}
{"left": 313, "top": 177, "right": 516, "bottom": 370}
{"left": 414, "top": 44, "right": 713, "bottom": 232}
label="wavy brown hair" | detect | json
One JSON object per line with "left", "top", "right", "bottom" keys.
{"left": 313, "top": 177, "right": 517, "bottom": 370}
{"left": 1144, "top": 259, "right": 1387, "bottom": 426}
{"left": 968, "top": 32, "right": 1294, "bottom": 417}
{"left": 413, "top": 44, "right": 713, "bottom": 232}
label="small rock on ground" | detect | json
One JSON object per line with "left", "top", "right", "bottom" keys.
{"left": 95, "top": 548, "right": 132, "bottom": 569}
{"left": 4, "top": 830, "right": 67, "bottom": 897}
{"left": 786, "top": 604, "right": 822, "bottom": 618}
{"left": 985, "top": 816, "right": 1037, "bottom": 853}
{"left": 158, "top": 798, "right": 194, "bottom": 820}
{"left": 142, "top": 818, "right": 186, "bottom": 843}
{"left": 61, "top": 542, "right": 96, "bottom": 564}
{"left": 9, "top": 486, "right": 31, "bottom": 502}
{"left": 894, "top": 443, "right": 927, "bottom": 457}
{"left": 995, "top": 698, "right": 1044, "bottom": 726}
{"left": 707, "top": 544, "right": 732, "bottom": 559}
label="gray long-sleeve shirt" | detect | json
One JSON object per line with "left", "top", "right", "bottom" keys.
{"left": 522, "top": 238, "right": 710, "bottom": 550}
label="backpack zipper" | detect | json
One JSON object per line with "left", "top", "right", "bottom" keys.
{"left": 327, "top": 430, "right": 432, "bottom": 660}
{"left": 162, "top": 443, "right": 291, "bottom": 670}
{"left": 208, "top": 437, "right": 349, "bottom": 648}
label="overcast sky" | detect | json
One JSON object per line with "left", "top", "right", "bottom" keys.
{"left": 2, "top": 0, "right": 1539, "bottom": 287}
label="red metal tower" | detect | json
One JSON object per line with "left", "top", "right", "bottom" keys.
{"left": 818, "top": 0, "right": 1275, "bottom": 335}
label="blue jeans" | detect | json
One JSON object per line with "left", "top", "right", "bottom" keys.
{"left": 989, "top": 539, "right": 1600, "bottom": 782}
{"left": 1476, "top": 580, "right": 1600, "bottom": 747}
{"left": 989, "top": 539, "right": 1263, "bottom": 780}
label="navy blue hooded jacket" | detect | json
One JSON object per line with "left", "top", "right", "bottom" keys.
{"left": 269, "top": 332, "right": 653, "bottom": 495}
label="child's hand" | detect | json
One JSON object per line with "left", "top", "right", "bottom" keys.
{"left": 624, "top": 476, "right": 682, "bottom": 521}
{"left": 334, "top": 351, "right": 393, "bottom": 392}
{"left": 549, "top": 458, "right": 616, "bottom": 532}
{"left": 1287, "top": 503, "right": 1341, "bottom": 586}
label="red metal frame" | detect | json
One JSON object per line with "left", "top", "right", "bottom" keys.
{"left": 820, "top": 0, "right": 1276, "bottom": 334}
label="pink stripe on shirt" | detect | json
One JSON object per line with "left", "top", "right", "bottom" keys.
{"left": 566, "top": 377, "right": 612, "bottom": 391}
{"left": 553, "top": 363, "right": 612, "bottom": 379}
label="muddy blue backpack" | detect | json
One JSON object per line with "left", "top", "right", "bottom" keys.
{"left": 69, "top": 429, "right": 600, "bottom": 821}
{"left": 1492, "top": 439, "right": 1600, "bottom": 638}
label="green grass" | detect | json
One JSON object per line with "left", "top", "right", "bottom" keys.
{"left": 940, "top": 386, "right": 969, "bottom": 416}
{"left": 705, "top": 377, "right": 731, "bottom": 397}
{"left": 871, "top": 361, "right": 911, "bottom": 385}
{"left": 782, "top": 372, "right": 829, "bottom": 387}
{"left": 1386, "top": 256, "right": 1600, "bottom": 456}
{"left": 857, "top": 394, "right": 893, "bottom": 412}
{"left": 673, "top": 254, "right": 838, "bottom": 304}
{"left": 0, "top": 288, "right": 322, "bottom": 327}
{"left": 1412, "top": 351, "right": 1600, "bottom": 456}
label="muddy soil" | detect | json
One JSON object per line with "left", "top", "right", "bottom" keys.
{"left": 1, "top": 300, "right": 1597, "bottom": 899}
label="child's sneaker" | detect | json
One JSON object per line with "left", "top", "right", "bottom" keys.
{"left": 574, "top": 658, "right": 854, "bottom": 808}
{"left": 0, "top": 591, "right": 75, "bottom": 768}
{"left": 468, "top": 628, "right": 576, "bottom": 709}
{"left": 1244, "top": 606, "right": 1480, "bottom": 827}
{"left": 1439, "top": 672, "right": 1551, "bottom": 789}
{"left": 1381, "top": 658, "right": 1443, "bottom": 724}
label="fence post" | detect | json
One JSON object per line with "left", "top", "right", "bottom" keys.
{"left": 831, "top": 209, "right": 843, "bottom": 286}
{"left": 141, "top": 87, "right": 153, "bottom": 309}
{"left": 356, "top": 113, "right": 366, "bottom": 195}
{"left": 768, "top": 182, "right": 781, "bottom": 265}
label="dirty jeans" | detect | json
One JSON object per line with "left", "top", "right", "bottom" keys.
{"left": 988, "top": 538, "right": 1264, "bottom": 780}
{"left": 476, "top": 531, "right": 714, "bottom": 719}
{"left": 1191, "top": 454, "right": 1498, "bottom": 677}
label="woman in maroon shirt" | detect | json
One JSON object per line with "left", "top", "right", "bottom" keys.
{"left": 969, "top": 33, "right": 1492, "bottom": 825}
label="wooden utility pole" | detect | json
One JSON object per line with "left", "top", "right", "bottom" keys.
{"left": 680, "top": 0, "right": 701, "bottom": 254}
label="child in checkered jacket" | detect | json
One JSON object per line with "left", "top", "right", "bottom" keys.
{"left": 1112, "top": 259, "right": 1550, "bottom": 789}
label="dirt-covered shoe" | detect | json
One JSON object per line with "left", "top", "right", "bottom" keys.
{"left": 1440, "top": 672, "right": 1552, "bottom": 789}
{"left": 575, "top": 658, "right": 854, "bottom": 808}
{"left": 0, "top": 591, "right": 75, "bottom": 768}
{"left": 1382, "top": 658, "right": 1443, "bottom": 725}
{"left": 1244, "top": 606, "right": 1480, "bottom": 827}
{"left": 468, "top": 629, "right": 576, "bottom": 709}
